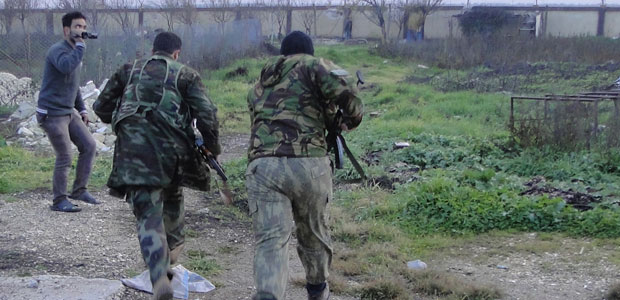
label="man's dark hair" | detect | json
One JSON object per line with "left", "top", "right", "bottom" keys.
{"left": 153, "top": 32, "right": 183, "bottom": 54}
{"left": 62, "top": 11, "right": 86, "bottom": 28}
{"left": 280, "top": 31, "right": 314, "bottom": 56}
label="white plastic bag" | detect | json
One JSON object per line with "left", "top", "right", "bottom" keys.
{"left": 121, "top": 265, "right": 215, "bottom": 299}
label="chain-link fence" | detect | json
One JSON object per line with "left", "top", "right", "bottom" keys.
{"left": 0, "top": 18, "right": 262, "bottom": 87}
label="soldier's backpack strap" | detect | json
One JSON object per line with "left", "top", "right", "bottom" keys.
{"left": 135, "top": 56, "right": 166, "bottom": 111}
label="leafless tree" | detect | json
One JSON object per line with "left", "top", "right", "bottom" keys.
{"left": 296, "top": 0, "right": 326, "bottom": 36}
{"left": 57, "top": 0, "right": 108, "bottom": 32}
{"left": 209, "top": 0, "right": 233, "bottom": 34}
{"left": 358, "top": 0, "right": 390, "bottom": 44}
{"left": 159, "top": 0, "right": 180, "bottom": 31}
{"left": 107, "top": 0, "right": 136, "bottom": 35}
{"left": 14, "top": 0, "right": 34, "bottom": 33}
{"left": 0, "top": 0, "right": 18, "bottom": 34}
{"left": 177, "top": 0, "right": 197, "bottom": 28}
{"left": 268, "top": 0, "right": 288, "bottom": 39}
{"left": 405, "top": 0, "right": 442, "bottom": 40}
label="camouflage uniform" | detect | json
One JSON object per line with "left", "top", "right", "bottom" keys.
{"left": 93, "top": 52, "right": 220, "bottom": 286}
{"left": 246, "top": 54, "right": 363, "bottom": 299}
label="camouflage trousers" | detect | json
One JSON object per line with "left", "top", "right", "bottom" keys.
{"left": 126, "top": 186, "right": 185, "bottom": 285}
{"left": 245, "top": 156, "right": 333, "bottom": 300}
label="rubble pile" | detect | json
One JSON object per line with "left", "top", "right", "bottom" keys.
{"left": 2, "top": 75, "right": 115, "bottom": 153}
{"left": 0, "top": 72, "right": 36, "bottom": 106}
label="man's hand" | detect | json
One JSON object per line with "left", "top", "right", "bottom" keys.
{"left": 81, "top": 113, "right": 89, "bottom": 124}
{"left": 340, "top": 123, "right": 350, "bottom": 132}
{"left": 71, "top": 31, "right": 85, "bottom": 45}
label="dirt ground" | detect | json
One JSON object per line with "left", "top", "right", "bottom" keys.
{"left": 0, "top": 134, "right": 619, "bottom": 300}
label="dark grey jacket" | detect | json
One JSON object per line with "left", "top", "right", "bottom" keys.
{"left": 36, "top": 40, "right": 87, "bottom": 116}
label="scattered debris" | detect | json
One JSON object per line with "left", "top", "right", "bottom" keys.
{"left": 520, "top": 176, "right": 602, "bottom": 211}
{"left": 1, "top": 75, "right": 114, "bottom": 153}
{"left": 224, "top": 67, "right": 248, "bottom": 79}
{"left": 0, "top": 72, "right": 36, "bottom": 106}
{"left": 394, "top": 142, "right": 410, "bottom": 149}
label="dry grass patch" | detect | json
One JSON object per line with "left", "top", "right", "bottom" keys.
{"left": 513, "top": 240, "right": 562, "bottom": 255}
{"left": 359, "top": 278, "right": 407, "bottom": 300}
{"left": 402, "top": 269, "right": 502, "bottom": 300}
{"left": 332, "top": 249, "right": 368, "bottom": 276}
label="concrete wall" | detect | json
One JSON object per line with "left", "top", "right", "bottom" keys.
{"left": 425, "top": 9, "right": 462, "bottom": 39}
{"left": 544, "top": 10, "right": 598, "bottom": 37}
{"left": 604, "top": 11, "right": 620, "bottom": 37}
{"left": 2, "top": 6, "right": 620, "bottom": 39}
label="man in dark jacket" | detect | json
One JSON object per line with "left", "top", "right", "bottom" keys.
{"left": 37, "top": 11, "right": 98, "bottom": 212}
{"left": 246, "top": 31, "right": 364, "bottom": 300}
{"left": 93, "top": 32, "right": 221, "bottom": 300}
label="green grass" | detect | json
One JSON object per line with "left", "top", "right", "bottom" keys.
{"left": 185, "top": 250, "right": 221, "bottom": 277}
{"left": 2, "top": 44, "right": 620, "bottom": 299}
{"left": 0, "top": 146, "right": 112, "bottom": 194}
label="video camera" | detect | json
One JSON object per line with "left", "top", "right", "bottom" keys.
{"left": 81, "top": 31, "right": 98, "bottom": 39}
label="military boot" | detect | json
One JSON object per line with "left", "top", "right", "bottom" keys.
{"left": 152, "top": 276, "right": 173, "bottom": 300}
{"left": 169, "top": 244, "right": 184, "bottom": 265}
{"left": 307, "top": 282, "right": 330, "bottom": 300}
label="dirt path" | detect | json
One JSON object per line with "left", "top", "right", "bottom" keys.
{"left": 0, "top": 134, "right": 619, "bottom": 300}
{"left": 0, "top": 134, "right": 356, "bottom": 300}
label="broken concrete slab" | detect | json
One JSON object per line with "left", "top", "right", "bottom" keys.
{"left": 0, "top": 275, "right": 123, "bottom": 300}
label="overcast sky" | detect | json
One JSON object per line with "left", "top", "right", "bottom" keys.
{"left": 1, "top": 0, "right": 617, "bottom": 8}
{"left": 141, "top": 0, "right": 617, "bottom": 7}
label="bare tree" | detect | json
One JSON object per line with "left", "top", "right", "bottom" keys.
{"left": 392, "top": 0, "right": 407, "bottom": 39}
{"left": 358, "top": 0, "right": 390, "bottom": 44}
{"left": 177, "top": 0, "right": 197, "bottom": 28}
{"left": 406, "top": 0, "right": 442, "bottom": 40}
{"left": 209, "top": 0, "right": 233, "bottom": 34}
{"left": 107, "top": 0, "right": 136, "bottom": 35}
{"left": 0, "top": 0, "right": 18, "bottom": 34}
{"left": 295, "top": 0, "right": 317, "bottom": 36}
{"left": 159, "top": 0, "right": 180, "bottom": 31}
{"left": 15, "top": 0, "right": 35, "bottom": 35}
{"left": 57, "top": 0, "right": 108, "bottom": 32}
{"left": 268, "top": 0, "right": 288, "bottom": 39}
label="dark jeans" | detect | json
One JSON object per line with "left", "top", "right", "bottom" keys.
{"left": 39, "top": 111, "right": 96, "bottom": 204}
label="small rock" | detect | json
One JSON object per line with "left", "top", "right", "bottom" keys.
{"left": 93, "top": 133, "right": 106, "bottom": 144}
{"left": 369, "top": 111, "right": 380, "bottom": 118}
{"left": 496, "top": 265, "right": 509, "bottom": 270}
{"left": 26, "top": 279, "right": 38, "bottom": 288}
{"left": 407, "top": 259, "right": 427, "bottom": 270}
{"left": 417, "top": 64, "right": 429, "bottom": 69}
{"left": 17, "top": 127, "right": 34, "bottom": 137}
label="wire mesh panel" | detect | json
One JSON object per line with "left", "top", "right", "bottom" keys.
{"left": 510, "top": 93, "right": 620, "bottom": 150}
{"left": 0, "top": 17, "right": 262, "bottom": 87}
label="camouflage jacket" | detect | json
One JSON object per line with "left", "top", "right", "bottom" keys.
{"left": 94, "top": 52, "right": 220, "bottom": 196}
{"left": 247, "top": 54, "right": 363, "bottom": 161}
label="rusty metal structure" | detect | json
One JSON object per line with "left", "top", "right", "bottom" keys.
{"left": 510, "top": 90, "right": 620, "bottom": 149}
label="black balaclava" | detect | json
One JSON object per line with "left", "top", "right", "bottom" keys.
{"left": 280, "top": 31, "right": 314, "bottom": 56}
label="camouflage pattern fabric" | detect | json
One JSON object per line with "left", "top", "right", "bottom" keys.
{"left": 246, "top": 54, "right": 363, "bottom": 162}
{"left": 94, "top": 52, "right": 220, "bottom": 197}
{"left": 126, "top": 186, "right": 184, "bottom": 285}
{"left": 246, "top": 156, "right": 333, "bottom": 300}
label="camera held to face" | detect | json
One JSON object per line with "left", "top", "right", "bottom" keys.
{"left": 81, "top": 31, "right": 98, "bottom": 39}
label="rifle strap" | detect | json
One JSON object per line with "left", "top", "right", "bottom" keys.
{"left": 338, "top": 134, "right": 367, "bottom": 180}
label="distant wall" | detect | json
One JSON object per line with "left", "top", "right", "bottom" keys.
{"left": 2, "top": 5, "right": 620, "bottom": 39}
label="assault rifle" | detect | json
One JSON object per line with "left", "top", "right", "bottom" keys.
{"left": 325, "top": 70, "right": 366, "bottom": 180}
{"left": 192, "top": 119, "right": 233, "bottom": 205}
